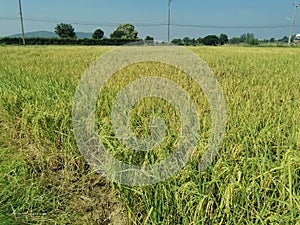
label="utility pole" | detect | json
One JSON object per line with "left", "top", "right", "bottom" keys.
{"left": 168, "top": 0, "right": 171, "bottom": 44}
{"left": 18, "top": 0, "right": 25, "bottom": 46}
{"left": 288, "top": 3, "right": 299, "bottom": 46}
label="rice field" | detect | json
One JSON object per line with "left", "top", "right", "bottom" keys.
{"left": 0, "top": 45, "right": 299, "bottom": 224}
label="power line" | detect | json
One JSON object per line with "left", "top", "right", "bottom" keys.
{"left": 0, "top": 17, "right": 165, "bottom": 27}
{"left": 0, "top": 17, "right": 19, "bottom": 20}
{"left": 1, "top": 16, "right": 299, "bottom": 29}
{"left": 172, "top": 24, "right": 294, "bottom": 29}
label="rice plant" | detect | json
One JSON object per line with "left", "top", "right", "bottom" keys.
{"left": 0, "top": 46, "right": 299, "bottom": 224}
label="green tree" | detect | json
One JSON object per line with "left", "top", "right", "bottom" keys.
{"left": 145, "top": 36, "right": 154, "bottom": 41}
{"left": 238, "top": 33, "right": 259, "bottom": 45}
{"left": 246, "top": 33, "right": 255, "bottom": 44}
{"left": 239, "top": 33, "right": 253, "bottom": 43}
{"left": 196, "top": 37, "right": 203, "bottom": 45}
{"left": 240, "top": 34, "right": 247, "bottom": 42}
{"left": 110, "top": 30, "right": 125, "bottom": 39}
{"left": 110, "top": 24, "right": 138, "bottom": 39}
{"left": 202, "top": 35, "right": 220, "bottom": 46}
{"left": 219, "top": 33, "right": 229, "bottom": 45}
{"left": 229, "top": 37, "right": 241, "bottom": 44}
{"left": 190, "top": 38, "right": 197, "bottom": 46}
{"left": 249, "top": 38, "right": 259, "bottom": 45}
{"left": 171, "top": 38, "right": 183, "bottom": 45}
{"left": 183, "top": 37, "right": 191, "bottom": 45}
{"left": 93, "top": 29, "right": 104, "bottom": 39}
{"left": 270, "top": 37, "right": 275, "bottom": 43}
{"left": 279, "top": 36, "right": 289, "bottom": 43}
{"left": 144, "top": 36, "right": 154, "bottom": 45}
{"left": 55, "top": 23, "right": 76, "bottom": 38}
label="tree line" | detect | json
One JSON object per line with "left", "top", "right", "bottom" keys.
{"left": 0, "top": 23, "right": 142, "bottom": 46}
{"left": 172, "top": 33, "right": 290, "bottom": 46}
{"left": 54, "top": 23, "right": 289, "bottom": 46}
{"left": 0, "top": 37, "right": 141, "bottom": 46}
{"left": 0, "top": 22, "right": 292, "bottom": 46}
{"left": 54, "top": 23, "right": 139, "bottom": 40}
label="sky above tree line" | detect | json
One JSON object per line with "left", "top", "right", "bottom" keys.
{"left": 0, "top": 0, "right": 299, "bottom": 40}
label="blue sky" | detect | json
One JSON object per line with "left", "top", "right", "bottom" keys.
{"left": 0, "top": 0, "right": 299, "bottom": 40}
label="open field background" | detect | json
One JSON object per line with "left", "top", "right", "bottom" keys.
{"left": 0, "top": 46, "right": 299, "bottom": 224}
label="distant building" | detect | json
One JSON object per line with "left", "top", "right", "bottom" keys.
{"left": 294, "top": 34, "right": 300, "bottom": 44}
